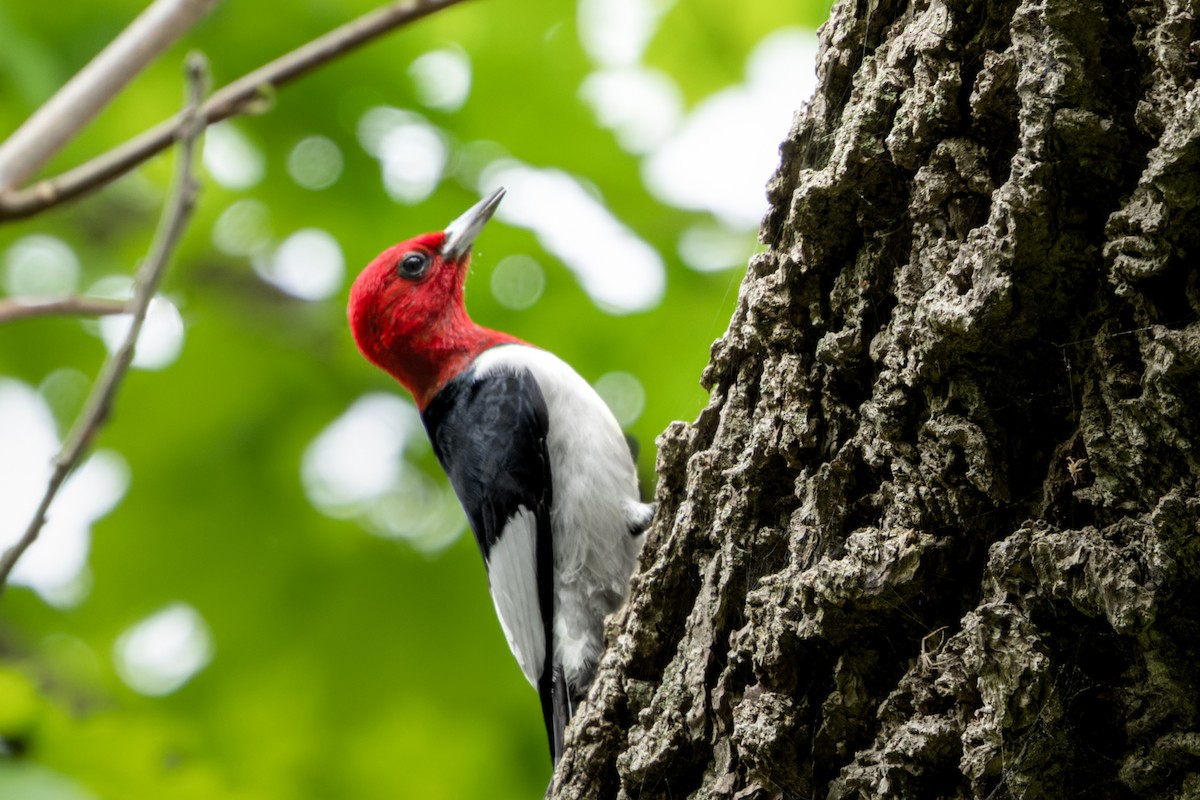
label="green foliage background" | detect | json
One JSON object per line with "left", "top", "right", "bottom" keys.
{"left": 0, "top": 0, "right": 826, "bottom": 797}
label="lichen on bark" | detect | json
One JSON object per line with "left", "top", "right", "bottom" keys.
{"left": 553, "top": 0, "right": 1200, "bottom": 797}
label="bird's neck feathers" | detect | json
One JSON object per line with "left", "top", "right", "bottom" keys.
{"left": 389, "top": 317, "right": 521, "bottom": 410}
{"left": 351, "top": 284, "right": 521, "bottom": 410}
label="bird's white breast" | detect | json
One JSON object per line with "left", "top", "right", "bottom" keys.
{"left": 474, "top": 344, "right": 646, "bottom": 692}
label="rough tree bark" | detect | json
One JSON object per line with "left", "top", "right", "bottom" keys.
{"left": 554, "top": 0, "right": 1200, "bottom": 797}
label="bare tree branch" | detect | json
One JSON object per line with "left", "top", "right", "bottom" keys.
{"left": 0, "top": 54, "right": 208, "bottom": 598}
{"left": 0, "top": 297, "right": 131, "bottom": 324}
{"left": 0, "top": 0, "right": 219, "bottom": 193}
{"left": 0, "top": 0, "right": 472, "bottom": 221}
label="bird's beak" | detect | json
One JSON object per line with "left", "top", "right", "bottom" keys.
{"left": 442, "top": 188, "right": 505, "bottom": 262}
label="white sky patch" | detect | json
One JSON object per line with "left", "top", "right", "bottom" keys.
{"left": 579, "top": 67, "right": 683, "bottom": 154}
{"left": 303, "top": 394, "right": 463, "bottom": 553}
{"left": 287, "top": 136, "right": 343, "bottom": 191}
{"left": 357, "top": 107, "right": 448, "bottom": 204}
{"left": 678, "top": 223, "right": 758, "bottom": 272}
{"left": 113, "top": 603, "right": 213, "bottom": 696}
{"left": 409, "top": 48, "right": 472, "bottom": 112}
{"left": 203, "top": 123, "right": 265, "bottom": 190}
{"left": 0, "top": 379, "right": 128, "bottom": 606}
{"left": 479, "top": 162, "right": 665, "bottom": 313}
{"left": 490, "top": 254, "right": 546, "bottom": 311}
{"left": 3, "top": 235, "right": 80, "bottom": 299}
{"left": 577, "top": 0, "right": 675, "bottom": 68}
{"left": 593, "top": 371, "right": 646, "bottom": 427}
{"left": 254, "top": 228, "right": 344, "bottom": 301}
{"left": 642, "top": 27, "right": 819, "bottom": 229}
{"left": 97, "top": 295, "right": 185, "bottom": 371}
{"left": 212, "top": 199, "right": 273, "bottom": 257}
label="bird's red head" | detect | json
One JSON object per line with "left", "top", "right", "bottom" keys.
{"left": 348, "top": 189, "right": 519, "bottom": 409}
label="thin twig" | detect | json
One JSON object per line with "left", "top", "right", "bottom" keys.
{"left": 0, "top": 0, "right": 472, "bottom": 221}
{"left": 0, "top": 54, "right": 208, "bottom": 598}
{"left": 0, "top": 297, "right": 131, "bottom": 324}
{"left": 0, "top": 0, "right": 219, "bottom": 192}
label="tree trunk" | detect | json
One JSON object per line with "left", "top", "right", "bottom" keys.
{"left": 554, "top": 0, "right": 1200, "bottom": 797}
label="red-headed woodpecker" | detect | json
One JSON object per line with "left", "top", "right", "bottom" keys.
{"left": 348, "top": 189, "right": 652, "bottom": 764}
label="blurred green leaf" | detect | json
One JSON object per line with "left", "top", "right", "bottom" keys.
{"left": 0, "top": 666, "right": 41, "bottom": 737}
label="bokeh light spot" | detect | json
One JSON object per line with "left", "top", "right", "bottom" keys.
{"left": 38, "top": 368, "right": 90, "bottom": 433}
{"left": 577, "top": 0, "right": 675, "bottom": 68}
{"left": 642, "top": 27, "right": 819, "bottom": 229}
{"left": 97, "top": 295, "right": 185, "bottom": 370}
{"left": 678, "top": 224, "right": 757, "bottom": 272}
{"left": 3, "top": 235, "right": 80, "bottom": 299}
{"left": 287, "top": 136, "right": 343, "bottom": 191}
{"left": 358, "top": 107, "right": 448, "bottom": 204}
{"left": 450, "top": 140, "right": 509, "bottom": 188}
{"left": 212, "top": 199, "right": 273, "bottom": 257}
{"left": 0, "top": 761, "right": 98, "bottom": 800}
{"left": 0, "top": 379, "right": 128, "bottom": 606}
{"left": 254, "top": 228, "right": 345, "bottom": 301}
{"left": 114, "top": 603, "right": 213, "bottom": 696}
{"left": 580, "top": 67, "right": 682, "bottom": 154}
{"left": 490, "top": 255, "right": 545, "bottom": 311}
{"left": 203, "top": 123, "right": 265, "bottom": 190}
{"left": 303, "top": 394, "right": 464, "bottom": 553}
{"left": 304, "top": 393, "right": 417, "bottom": 510}
{"left": 409, "top": 48, "right": 472, "bottom": 112}
{"left": 593, "top": 371, "right": 646, "bottom": 427}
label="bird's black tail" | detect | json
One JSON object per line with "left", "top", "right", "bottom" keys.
{"left": 538, "top": 661, "right": 571, "bottom": 762}
{"left": 540, "top": 666, "right": 571, "bottom": 799}
{"left": 551, "top": 665, "right": 569, "bottom": 762}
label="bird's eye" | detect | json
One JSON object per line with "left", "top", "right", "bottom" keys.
{"left": 397, "top": 251, "right": 430, "bottom": 280}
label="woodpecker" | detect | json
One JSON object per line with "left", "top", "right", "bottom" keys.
{"left": 348, "top": 188, "right": 652, "bottom": 764}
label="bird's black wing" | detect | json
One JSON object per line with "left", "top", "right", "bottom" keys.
{"left": 421, "top": 366, "right": 561, "bottom": 761}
